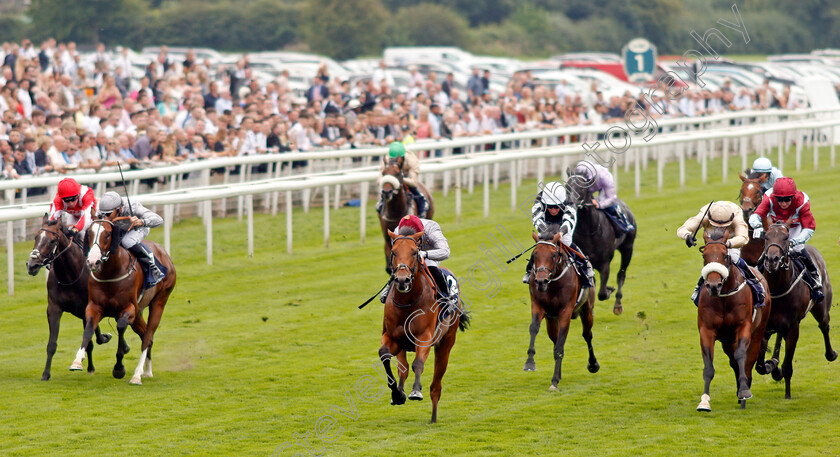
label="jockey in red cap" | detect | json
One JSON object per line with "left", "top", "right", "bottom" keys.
{"left": 380, "top": 215, "right": 455, "bottom": 305}
{"left": 49, "top": 178, "right": 97, "bottom": 240}
{"left": 749, "top": 177, "right": 823, "bottom": 303}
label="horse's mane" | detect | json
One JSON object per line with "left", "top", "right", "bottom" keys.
{"left": 705, "top": 226, "right": 728, "bottom": 241}
{"left": 744, "top": 169, "right": 764, "bottom": 180}
{"left": 538, "top": 223, "right": 564, "bottom": 241}
{"left": 398, "top": 226, "right": 418, "bottom": 236}
{"left": 45, "top": 218, "right": 60, "bottom": 227}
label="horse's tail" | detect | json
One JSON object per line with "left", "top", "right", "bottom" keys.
{"left": 458, "top": 306, "right": 471, "bottom": 332}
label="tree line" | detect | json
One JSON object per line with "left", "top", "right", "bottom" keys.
{"left": 0, "top": 0, "right": 837, "bottom": 59}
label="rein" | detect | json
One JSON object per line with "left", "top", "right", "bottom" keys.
{"left": 532, "top": 240, "right": 572, "bottom": 283}
{"left": 770, "top": 268, "right": 806, "bottom": 299}
{"left": 90, "top": 256, "right": 137, "bottom": 283}
{"left": 31, "top": 227, "right": 89, "bottom": 286}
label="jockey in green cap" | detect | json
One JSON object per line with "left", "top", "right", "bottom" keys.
{"left": 378, "top": 141, "right": 428, "bottom": 217}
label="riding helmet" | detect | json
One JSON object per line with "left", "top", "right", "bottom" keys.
{"left": 772, "top": 177, "right": 797, "bottom": 198}
{"left": 752, "top": 157, "right": 772, "bottom": 173}
{"left": 388, "top": 141, "right": 406, "bottom": 158}
{"left": 57, "top": 178, "right": 81, "bottom": 199}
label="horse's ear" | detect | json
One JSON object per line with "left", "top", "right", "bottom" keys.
{"left": 553, "top": 232, "right": 562, "bottom": 245}
{"left": 702, "top": 229, "right": 711, "bottom": 242}
{"left": 531, "top": 231, "right": 539, "bottom": 242}
{"left": 565, "top": 167, "right": 572, "bottom": 179}
{"left": 411, "top": 231, "right": 423, "bottom": 244}
{"left": 388, "top": 230, "right": 398, "bottom": 240}
{"left": 739, "top": 172, "right": 747, "bottom": 182}
{"left": 784, "top": 216, "right": 794, "bottom": 229}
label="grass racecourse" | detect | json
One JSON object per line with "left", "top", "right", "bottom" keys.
{"left": 3, "top": 145, "right": 840, "bottom": 457}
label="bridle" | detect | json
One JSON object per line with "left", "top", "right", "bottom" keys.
{"left": 700, "top": 240, "right": 732, "bottom": 267}
{"left": 30, "top": 227, "right": 76, "bottom": 270}
{"left": 531, "top": 240, "right": 571, "bottom": 283}
{"left": 90, "top": 217, "right": 130, "bottom": 264}
{"left": 763, "top": 224, "right": 792, "bottom": 271}
{"left": 390, "top": 235, "right": 421, "bottom": 283}
{"left": 738, "top": 179, "right": 762, "bottom": 216}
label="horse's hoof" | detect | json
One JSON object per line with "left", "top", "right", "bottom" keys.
{"left": 129, "top": 376, "right": 142, "bottom": 385}
{"left": 69, "top": 361, "right": 83, "bottom": 371}
{"left": 390, "top": 391, "right": 406, "bottom": 405}
{"left": 523, "top": 361, "right": 536, "bottom": 372}
{"left": 113, "top": 366, "right": 126, "bottom": 379}
{"left": 87, "top": 368, "right": 95, "bottom": 375}
{"left": 771, "top": 367, "right": 783, "bottom": 381}
{"left": 41, "top": 374, "right": 50, "bottom": 381}
{"left": 408, "top": 390, "right": 423, "bottom": 401}
{"left": 756, "top": 362, "right": 767, "bottom": 375}
{"left": 548, "top": 385, "right": 558, "bottom": 392}
{"left": 826, "top": 350, "right": 838, "bottom": 362}
{"left": 587, "top": 361, "right": 600, "bottom": 373}
{"left": 599, "top": 287, "right": 615, "bottom": 301}
{"left": 738, "top": 389, "right": 753, "bottom": 401}
{"left": 697, "top": 394, "right": 711, "bottom": 412}
{"left": 613, "top": 303, "right": 623, "bottom": 316}
{"left": 97, "top": 333, "right": 112, "bottom": 345}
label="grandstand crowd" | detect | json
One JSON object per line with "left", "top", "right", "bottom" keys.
{"left": 0, "top": 39, "right": 805, "bottom": 181}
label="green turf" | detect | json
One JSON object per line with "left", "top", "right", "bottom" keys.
{"left": 2, "top": 143, "right": 840, "bottom": 456}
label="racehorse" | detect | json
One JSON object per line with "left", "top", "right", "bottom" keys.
{"left": 756, "top": 220, "right": 836, "bottom": 398}
{"left": 565, "top": 173, "right": 636, "bottom": 315}
{"left": 523, "top": 226, "right": 599, "bottom": 391}
{"left": 71, "top": 214, "right": 176, "bottom": 385}
{"left": 378, "top": 157, "right": 434, "bottom": 274}
{"left": 738, "top": 172, "right": 766, "bottom": 265}
{"left": 695, "top": 226, "right": 770, "bottom": 411}
{"left": 378, "top": 226, "right": 468, "bottom": 423}
{"left": 26, "top": 214, "right": 112, "bottom": 380}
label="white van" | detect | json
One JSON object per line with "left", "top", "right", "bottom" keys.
{"left": 383, "top": 47, "right": 473, "bottom": 67}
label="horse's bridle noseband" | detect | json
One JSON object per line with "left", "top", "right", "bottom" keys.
{"left": 30, "top": 227, "right": 75, "bottom": 269}
{"left": 531, "top": 240, "right": 570, "bottom": 283}
{"left": 390, "top": 235, "right": 422, "bottom": 283}
{"left": 763, "top": 225, "right": 791, "bottom": 270}
{"left": 90, "top": 217, "right": 130, "bottom": 264}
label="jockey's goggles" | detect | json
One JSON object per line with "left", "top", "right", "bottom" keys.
{"left": 545, "top": 205, "right": 562, "bottom": 210}
{"left": 62, "top": 195, "right": 79, "bottom": 203}
{"left": 775, "top": 195, "right": 793, "bottom": 203}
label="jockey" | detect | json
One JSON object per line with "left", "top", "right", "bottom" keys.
{"left": 380, "top": 215, "right": 454, "bottom": 305}
{"left": 97, "top": 191, "right": 166, "bottom": 286}
{"left": 523, "top": 181, "right": 596, "bottom": 290}
{"left": 677, "top": 201, "right": 760, "bottom": 304}
{"left": 574, "top": 161, "right": 634, "bottom": 233}
{"left": 377, "top": 141, "right": 428, "bottom": 218}
{"left": 49, "top": 178, "right": 97, "bottom": 241}
{"left": 749, "top": 177, "right": 823, "bottom": 303}
{"left": 751, "top": 157, "right": 783, "bottom": 194}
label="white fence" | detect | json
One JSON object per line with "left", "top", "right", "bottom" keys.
{"left": 4, "top": 109, "right": 840, "bottom": 295}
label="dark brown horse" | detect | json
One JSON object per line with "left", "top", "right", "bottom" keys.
{"left": 738, "top": 172, "right": 766, "bottom": 265}
{"left": 566, "top": 173, "right": 636, "bottom": 315}
{"left": 378, "top": 226, "right": 468, "bottom": 423}
{"left": 26, "top": 214, "right": 111, "bottom": 380}
{"left": 696, "top": 227, "right": 770, "bottom": 411}
{"left": 756, "top": 220, "right": 836, "bottom": 398}
{"left": 523, "top": 226, "right": 599, "bottom": 391}
{"left": 378, "top": 157, "right": 434, "bottom": 274}
{"left": 70, "top": 214, "right": 176, "bottom": 385}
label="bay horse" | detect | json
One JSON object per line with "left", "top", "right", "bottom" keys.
{"left": 26, "top": 214, "right": 112, "bottom": 380}
{"left": 738, "top": 172, "right": 766, "bottom": 265}
{"left": 71, "top": 214, "right": 176, "bottom": 385}
{"left": 379, "top": 226, "right": 468, "bottom": 423}
{"left": 523, "top": 226, "right": 599, "bottom": 391}
{"left": 565, "top": 173, "right": 636, "bottom": 315}
{"left": 378, "top": 157, "right": 434, "bottom": 274}
{"left": 756, "top": 220, "right": 836, "bottom": 399}
{"left": 695, "top": 226, "right": 770, "bottom": 411}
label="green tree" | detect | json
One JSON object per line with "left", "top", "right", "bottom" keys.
{"left": 383, "top": 0, "right": 515, "bottom": 26}
{"left": 300, "top": 0, "right": 387, "bottom": 59}
{"left": 27, "top": 0, "right": 148, "bottom": 43}
{"left": 387, "top": 3, "right": 469, "bottom": 47}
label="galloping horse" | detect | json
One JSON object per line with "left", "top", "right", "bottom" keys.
{"left": 565, "top": 173, "right": 636, "bottom": 315}
{"left": 523, "top": 226, "right": 599, "bottom": 391}
{"left": 378, "top": 158, "right": 434, "bottom": 274}
{"left": 26, "top": 214, "right": 111, "bottom": 380}
{"left": 71, "top": 214, "right": 176, "bottom": 385}
{"left": 756, "top": 220, "right": 836, "bottom": 398}
{"left": 738, "top": 172, "right": 766, "bottom": 265}
{"left": 696, "top": 227, "right": 770, "bottom": 411}
{"left": 378, "top": 226, "right": 468, "bottom": 423}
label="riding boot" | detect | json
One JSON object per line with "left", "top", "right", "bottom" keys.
{"left": 614, "top": 205, "right": 635, "bottom": 233}
{"left": 129, "top": 243, "right": 165, "bottom": 286}
{"left": 410, "top": 188, "right": 428, "bottom": 218}
{"left": 522, "top": 255, "right": 534, "bottom": 283}
{"left": 736, "top": 258, "right": 759, "bottom": 284}
{"left": 569, "top": 242, "right": 595, "bottom": 289}
{"left": 797, "top": 249, "right": 825, "bottom": 304}
{"left": 379, "top": 279, "right": 393, "bottom": 303}
{"left": 690, "top": 277, "right": 704, "bottom": 306}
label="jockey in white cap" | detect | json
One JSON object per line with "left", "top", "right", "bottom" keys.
{"left": 97, "top": 191, "right": 166, "bottom": 285}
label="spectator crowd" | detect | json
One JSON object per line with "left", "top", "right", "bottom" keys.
{"left": 0, "top": 38, "right": 805, "bottom": 183}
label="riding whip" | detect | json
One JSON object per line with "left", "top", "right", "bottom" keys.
{"left": 506, "top": 244, "right": 536, "bottom": 264}
{"left": 358, "top": 279, "right": 392, "bottom": 309}
{"left": 116, "top": 162, "right": 134, "bottom": 217}
{"left": 690, "top": 200, "right": 714, "bottom": 245}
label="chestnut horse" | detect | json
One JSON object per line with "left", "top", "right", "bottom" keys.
{"left": 523, "top": 226, "right": 599, "bottom": 391}
{"left": 70, "top": 215, "right": 176, "bottom": 385}
{"left": 756, "top": 220, "right": 836, "bottom": 398}
{"left": 696, "top": 227, "right": 770, "bottom": 411}
{"left": 378, "top": 157, "right": 434, "bottom": 273}
{"left": 378, "top": 226, "right": 468, "bottom": 423}
{"left": 26, "top": 215, "right": 112, "bottom": 380}
{"left": 738, "top": 172, "right": 766, "bottom": 265}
